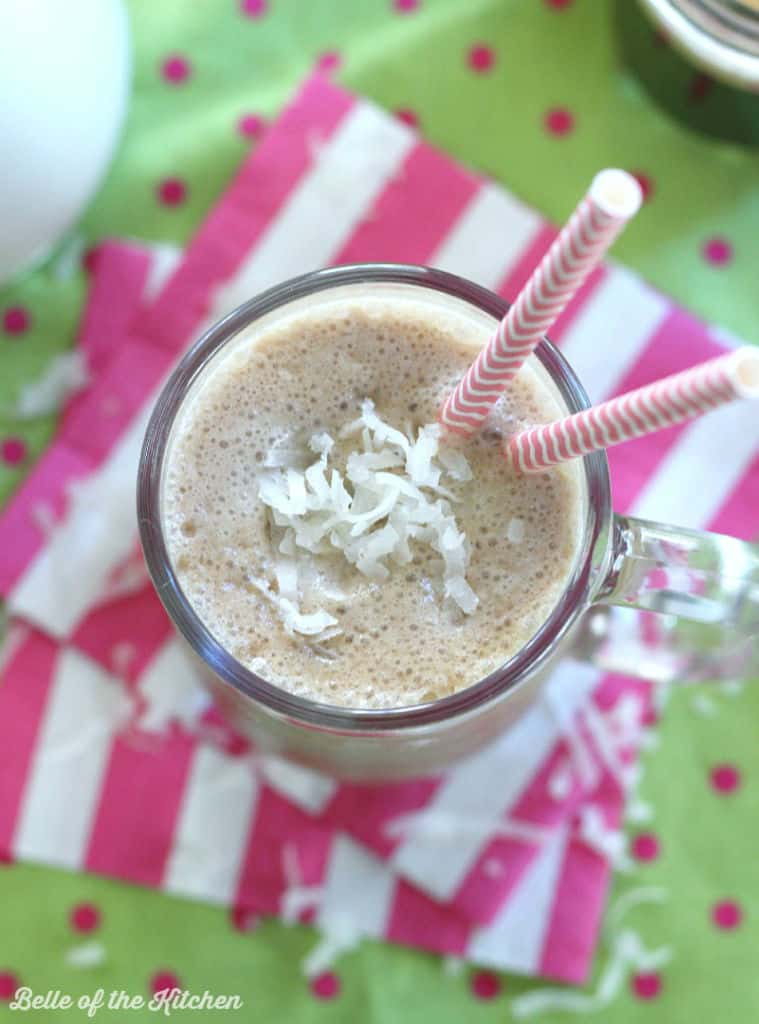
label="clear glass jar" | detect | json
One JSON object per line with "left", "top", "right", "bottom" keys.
{"left": 639, "top": 0, "right": 759, "bottom": 88}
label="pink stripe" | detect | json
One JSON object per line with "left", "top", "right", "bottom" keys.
{"left": 539, "top": 675, "right": 652, "bottom": 983}
{"left": 60, "top": 338, "right": 178, "bottom": 461}
{"left": 708, "top": 451, "right": 759, "bottom": 540}
{"left": 71, "top": 585, "right": 174, "bottom": 685}
{"left": 644, "top": 566, "right": 668, "bottom": 595}
{"left": 537, "top": 771, "right": 619, "bottom": 984}
{"left": 554, "top": 418, "right": 574, "bottom": 461}
{"left": 606, "top": 309, "right": 725, "bottom": 513}
{"left": 61, "top": 242, "right": 153, "bottom": 441}
{"left": 385, "top": 880, "right": 470, "bottom": 955}
{"left": 137, "top": 76, "right": 355, "bottom": 351}
{"left": 610, "top": 309, "right": 725, "bottom": 393}
{"left": 77, "top": 242, "right": 151, "bottom": 376}
{"left": 0, "top": 630, "right": 58, "bottom": 854}
{"left": 594, "top": 673, "right": 651, "bottom": 713}
{"left": 446, "top": 675, "right": 647, "bottom": 925}
{"left": 497, "top": 225, "right": 557, "bottom": 304}
{"left": 85, "top": 728, "right": 196, "bottom": 886}
{"left": 0, "top": 442, "right": 94, "bottom": 595}
{"left": 334, "top": 143, "right": 480, "bottom": 265}
{"left": 235, "top": 787, "right": 333, "bottom": 917}
{"left": 451, "top": 744, "right": 585, "bottom": 924}
{"left": 196, "top": 706, "right": 253, "bottom": 757}
{"left": 639, "top": 610, "right": 664, "bottom": 649}
{"left": 320, "top": 777, "right": 440, "bottom": 859}
{"left": 0, "top": 236, "right": 153, "bottom": 594}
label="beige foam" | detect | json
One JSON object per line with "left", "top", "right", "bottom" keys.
{"left": 163, "top": 297, "right": 583, "bottom": 709}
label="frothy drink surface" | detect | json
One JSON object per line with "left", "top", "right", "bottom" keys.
{"left": 164, "top": 297, "right": 583, "bottom": 709}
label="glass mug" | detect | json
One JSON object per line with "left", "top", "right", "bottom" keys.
{"left": 137, "top": 265, "right": 759, "bottom": 780}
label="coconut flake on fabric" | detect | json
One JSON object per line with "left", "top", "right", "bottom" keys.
{"left": 576, "top": 805, "right": 633, "bottom": 872}
{"left": 511, "top": 930, "right": 673, "bottom": 1018}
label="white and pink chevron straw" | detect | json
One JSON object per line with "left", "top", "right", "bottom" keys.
{"left": 506, "top": 347, "right": 759, "bottom": 474}
{"left": 440, "top": 169, "right": 643, "bottom": 435}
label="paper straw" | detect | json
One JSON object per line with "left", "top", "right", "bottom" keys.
{"left": 440, "top": 169, "right": 643, "bottom": 435}
{"left": 506, "top": 347, "right": 759, "bottom": 474}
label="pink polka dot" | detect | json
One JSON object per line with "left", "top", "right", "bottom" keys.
{"left": 394, "top": 0, "right": 420, "bottom": 10}
{"left": 161, "top": 55, "right": 191, "bottom": 84}
{"left": 1, "top": 438, "right": 27, "bottom": 466}
{"left": 316, "top": 50, "right": 341, "bottom": 73}
{"left": 470, "top": 971, "right": 501, "bottom": 1000}
{"left": 82, "top": 246, "right": 101, "bottom": 274}
{"left": 545, "top": 0, "right": 573, "bottom": 7}
{"left": 225, "top": 732, "right": 252, "bottom": 756}
{"left": 690, "top": 72, "right": 713, "bottom": 101}
{"left": 310, "top": 972, "right": 340, "bottom": 999}
{"left": 544, "top": 107, "right": 574, "bottom": 136}
{"left": 632, "top": 833, "right": 660, "bottom": 862}
{"left": 237, "top": 113, "right": 266, "bottom": 139}
{"left": 299, "top": 906, "right": 317, "bottom": 926}
{"left": 712, "top": 900, "right": 743, "bottom": 930}
{"left": 70, "top": 902, "right": 101, "bottom": 933}
{"left": 395, "top": 108, "right": 420, "bottom": 129}
{"left": 468, "top": 45, "right": 496, "bottom": 73}
{"left": 631, "top": 971, "right": 662, "bottom": 1000}
{"left": 703, "top": 238, "right": 733, "bottom": 266}
{"left": 151, "top": 971, "right": 181, "bottom": 996}
{"left": 642, "top": 706, "right": 659, "bottom": 727}
{"left": 157, "top": 178, "right": 187, "bottom": 207}
{"left": 0, "top": 973, "right": 19, "bottom": 1001}
{"left": 632, "top": 171, "right": 654, "bottom": 202}
{"left": 3, "top": 306, "right": 30, "bottom": 335}
{"left": 711, "top": 763, "right": 741, "bottom": 793}
{"left": 230, "top": 905, "right": 259, "bottom": 931}
{"left": 240, "top": 0, "right": 267, "bottom": 16}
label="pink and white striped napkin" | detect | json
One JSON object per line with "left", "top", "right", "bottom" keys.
{"left": 1, "top": 75, "right": 757, "bottom": 983}
{"left": 0, "top": 232, "right": 647, "bottom": 974}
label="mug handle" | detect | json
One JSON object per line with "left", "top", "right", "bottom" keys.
{"left": 592, "top": 515, "right": 759, "bottom": 682}
{"left": 601, "top": 516, "right": 758, "bottom": 627}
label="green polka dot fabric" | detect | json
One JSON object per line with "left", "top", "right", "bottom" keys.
{"left": 1, "top": 0, "right": 758, "bottom": 1019}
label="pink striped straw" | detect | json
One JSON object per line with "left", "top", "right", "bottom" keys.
{"left": 440, "top": 169, "right": 643, "bottom": 435}
{"left": 506, "top": 347, "right": 759, "bottom": 474}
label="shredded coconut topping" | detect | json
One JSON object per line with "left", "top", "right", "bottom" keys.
{"left": 256, "top": 400, "right": 477, "bottom": 639}
{"left": 506, "top": 517, "right": 525, "bottom": 544}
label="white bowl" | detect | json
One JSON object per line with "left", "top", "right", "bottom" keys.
{"left": 0, "top": 0, "right": 131, "bottom": 284}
